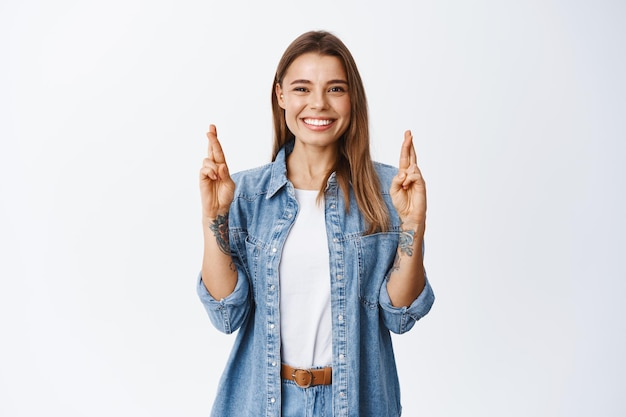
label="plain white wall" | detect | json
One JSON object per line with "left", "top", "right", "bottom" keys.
{"left": 1, "top": 0, "right": 624, "bottom": 416}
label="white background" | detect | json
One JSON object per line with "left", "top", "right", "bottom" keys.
{"left": 1, "top": 0, "right": 625, "bottom": 416}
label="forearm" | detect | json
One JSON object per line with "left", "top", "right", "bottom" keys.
{"left": 386, "top": 221, "right": 426, "bottom": 307}
{"left": 201, "top": 213, "right": 238, "bottom": 300}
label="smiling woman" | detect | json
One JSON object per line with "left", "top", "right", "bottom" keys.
{"left": 276, "top": 53, "right": 352, "bottom": 189}
{"left": 196, "top": 30, "right": 435, "bottom": 417}
{"left": 276, "top": 53, "right": 351, "bottom": 148}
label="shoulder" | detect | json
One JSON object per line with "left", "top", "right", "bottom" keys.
{"left": 231, "top": 163, "right": 273, "bottom": 183}
{"left": 231, "top": 163, "right": 272, "bottom": 195}
{"left": 372, "top": 161, "right": 398, "bottom": 187}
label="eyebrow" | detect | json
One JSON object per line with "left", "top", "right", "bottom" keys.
{"left": 290, "top": 79, "right": 348, "bottom": 85}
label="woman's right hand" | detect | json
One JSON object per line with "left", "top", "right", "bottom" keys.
{"left": 199, "top": 124, "right": 236, "bottom": 220}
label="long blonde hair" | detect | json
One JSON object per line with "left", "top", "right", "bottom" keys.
{"left": 270, "top": 31, "right": 390, "bottom": 234}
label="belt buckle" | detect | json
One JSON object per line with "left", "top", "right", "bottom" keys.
{"left": 292, "top": 368, "right": 314, "bottom": 388}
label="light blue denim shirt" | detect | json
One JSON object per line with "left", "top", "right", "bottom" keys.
{"left": 197, "top": 141, "right": 435, "bottom": 417}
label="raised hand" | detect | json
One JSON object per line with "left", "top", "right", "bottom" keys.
{"left": 199, "top": 124, "right": 236, "bottom": 220}
{"left": 389, "top": 130, "right": 427, "bottom": 228}
{"left": 199, "top": 125, "right": 238, "bottom": 298}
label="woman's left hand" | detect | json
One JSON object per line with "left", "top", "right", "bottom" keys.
{"left": 389, "top": 130, "right": 427, "bottom": 228}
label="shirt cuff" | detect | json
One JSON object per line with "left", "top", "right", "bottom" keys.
{"left": 379, "top": 275, "right": 435, "bottom": 334}
{"left": 196, "top": 271, "right": 249, "bottom": 310}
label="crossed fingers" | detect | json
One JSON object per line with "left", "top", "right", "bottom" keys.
{"left": 398, "top": 130, "right": 423, "bottom": 190}
{"left": 202, "top": 124, "right": 229, "bottom": 181}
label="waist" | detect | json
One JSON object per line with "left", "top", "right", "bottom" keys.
{"left": 281, "top": 364, "right": 332, "bottom": 388}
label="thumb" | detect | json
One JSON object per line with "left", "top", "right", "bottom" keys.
{"left": 218, "top": 163, "right": 231, "bottom": 182}
{"left": 389, "top": 171, "right": 406, "bottom": 194}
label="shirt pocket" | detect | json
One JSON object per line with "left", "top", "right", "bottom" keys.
{"left": 356, "top": 232, "right": 399, "bottom": 308}
{"left": 243, "top": 234, "right": 267, "bottom": 300}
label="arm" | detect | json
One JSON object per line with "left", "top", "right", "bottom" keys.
{"left": 386, "top": 222, "right": 426, "bottom": 307}
{"left": 387, "top": 130, "right": 428, "bottom": 307}
{"left": 199, "top": 124, "right": 238, "bottom": 300}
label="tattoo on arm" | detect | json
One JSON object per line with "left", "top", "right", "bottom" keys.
{"left": 398, "top": 229, "right": 415, "bottom": 257}
{"left": 209, "top": 212, "right": 231, "bottom": 256}
{"left": 391, "top": 228, "right": 417, "bottom": 273}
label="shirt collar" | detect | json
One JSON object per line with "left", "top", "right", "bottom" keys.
{"left": 266, "top": 140, "right": 339, "bottom": 198}
{"left": 266, "top": 140, "right": 293, "bottom": 199}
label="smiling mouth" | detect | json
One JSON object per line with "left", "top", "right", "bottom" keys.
{"left": 303, "top": 118, "right": 334, "bottom": 126}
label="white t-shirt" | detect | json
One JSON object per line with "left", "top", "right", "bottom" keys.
{"left": 279, "top": 188, "right": 332, "bottom": 368}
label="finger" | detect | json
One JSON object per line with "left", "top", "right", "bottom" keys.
{"left": 206, "top": 124, "right": 217, "bottom": 158}
{"left": 200, "top": 163, "right": 218, "bottom": 181}
{"left": 398, "top": 130, "right": 413, "bottom": 170}
{"left": 200, "top": 167, "right": 217, "bottom": 181}
{"left": 401, "top": 172, "right": 424, "bottom": 188}
{"left": 217, "top": 161, "right": 232, "bottom": 182}
{"left": 201, "top": 156, "right": 221, "bottom": 179}
{"left": 390, "top": 171, "right": 407, "bottom": 194}
{"left": 206, "top": 125, "right": 228, "bottom": 165}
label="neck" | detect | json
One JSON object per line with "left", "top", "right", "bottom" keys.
{"left": 287, "top": 142, "right": 337, "bottom": 190}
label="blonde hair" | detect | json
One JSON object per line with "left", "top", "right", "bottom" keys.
{"left": 270, "top": 31, "right": 390, "bottom": 234}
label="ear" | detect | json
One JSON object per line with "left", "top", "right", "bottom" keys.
{"left": 275, "top": 83, "right": 286, "bottom": 109}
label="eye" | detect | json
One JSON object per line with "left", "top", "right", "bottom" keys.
{"left": 292, "top": 87, "right": 308, "bottom": 93}
{"left": 329, "top": 86, "right": 347, "bottom": 93}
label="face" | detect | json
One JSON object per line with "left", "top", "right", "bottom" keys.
{"left": 276, "top": 53, "right": 351, "bottom": 150}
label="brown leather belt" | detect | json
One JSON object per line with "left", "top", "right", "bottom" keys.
{"left": 281, "top": 364, "right": 332, "bottom": 388}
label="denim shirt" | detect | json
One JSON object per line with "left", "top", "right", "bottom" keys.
{"left": 197, "top": 141, "right": 435, "bottom": 417}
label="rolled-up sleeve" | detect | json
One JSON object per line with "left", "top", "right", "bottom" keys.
{"left": 196, "top": 270, "right": 251, "bottom": 334}
{"left": 379, "top": 275, "right": 435, "bottom": 334}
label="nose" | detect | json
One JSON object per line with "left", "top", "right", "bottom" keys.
{"left": 309, "top": 89, "right": 328, "bottom": 110}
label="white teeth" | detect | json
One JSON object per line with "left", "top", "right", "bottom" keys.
{"left": 304, "top": 118, "right": 333, "bottom": 126}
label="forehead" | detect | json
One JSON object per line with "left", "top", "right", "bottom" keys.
{"left": 283, "top": 53, "right": 347, "bottom": 82}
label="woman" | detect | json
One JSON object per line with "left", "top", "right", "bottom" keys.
{"left": 197, "top": 30, "right": 434, "bottom": 417}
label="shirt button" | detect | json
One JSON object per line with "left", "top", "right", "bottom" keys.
{"left": 272, "top": 247, "right": 277, "bottom": 253}
{"left": 270, "top": 324, "right": 275, "bottom": 329}
{"left": 330, "top": 204, "right": 336, "bottom": 209}
{"left": 339, "top": 354, "right": 345, "bottom": 360}
{"left": 336, "top": 274, "right": 343, "bottom": 280}
{"left": 270, "top": 284, "right": 275, "bottom": 291}
{"left": 270, "top": 397, "right": 276, "bottom": 403}
{"left": 338, "top": 315, "right": 344, "bottom": 322}
{"left": 333, "top": 238, "right": 338, "bottom": 243}
{"left": 287, "top": 213, "right": 293, "bottom": 218}
{"left": 339, "top": 392, "right": 346, "bottom": 398}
